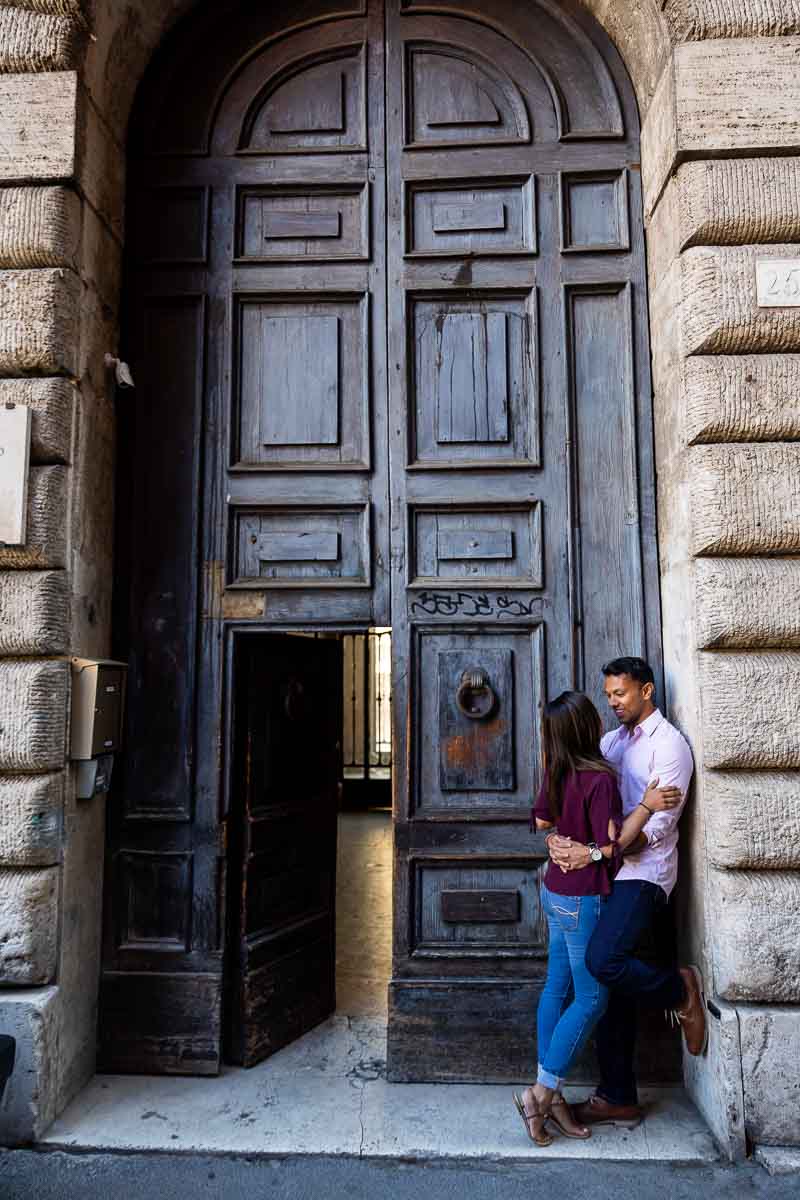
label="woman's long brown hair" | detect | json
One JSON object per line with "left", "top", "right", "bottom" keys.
{"left": 542, "top": 690, "right": 616, "bottom": 821}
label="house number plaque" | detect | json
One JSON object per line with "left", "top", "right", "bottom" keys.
{"left": 756, "top": 258, "right": 800, "bottom": 307}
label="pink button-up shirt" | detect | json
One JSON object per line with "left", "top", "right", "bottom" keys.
{"left": 600, "top": 708, "right": 694, "bottom": 898}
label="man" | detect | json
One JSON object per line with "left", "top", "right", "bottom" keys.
{"left": 547, "top": 656, "right": 705, "bottom": 1127}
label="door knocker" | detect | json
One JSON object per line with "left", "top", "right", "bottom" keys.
{"left": 455, "top": 668, "right": 497, "bottom": 720}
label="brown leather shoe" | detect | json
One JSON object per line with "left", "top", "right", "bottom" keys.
{"left": 571, "top": 1094, "right": 643, "bottom": 1129}
{"left": 676, "top": 965, "right": 708, "bottom": 1055}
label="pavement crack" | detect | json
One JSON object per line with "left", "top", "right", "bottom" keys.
{"left": 357, "top": 1081, "right": 367, "bottom": 1158}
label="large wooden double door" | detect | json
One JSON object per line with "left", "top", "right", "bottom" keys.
{"left": 102, "top": 0, "right": 662, "bottom": 1079}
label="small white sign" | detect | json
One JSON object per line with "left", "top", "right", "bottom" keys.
{"left": 756, "top": 258, "right": 800, "bottom": 307}
{"left": 0, "top": 404, "right": 31, "bottom": 545}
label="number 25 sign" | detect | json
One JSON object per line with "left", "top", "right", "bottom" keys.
{"left": 756, "top": 259, "right": 800, "bottom": 307}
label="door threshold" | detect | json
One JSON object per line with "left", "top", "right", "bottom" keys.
{"left": 40, "top": 1014, "right": 718, "bottom": 1164}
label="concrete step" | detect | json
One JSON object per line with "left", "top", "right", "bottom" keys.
{"left": 40, "top": 1015, "right": 719, "bottom": 1165}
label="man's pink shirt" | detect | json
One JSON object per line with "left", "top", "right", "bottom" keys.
{"left": 600, "top": 708, "right": 694, "bottom": 898}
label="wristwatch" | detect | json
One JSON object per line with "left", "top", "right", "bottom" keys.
{"left": 587, "top": 842, "right": 603, "bottom": 863}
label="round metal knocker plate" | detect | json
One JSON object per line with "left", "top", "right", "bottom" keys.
{"left": 455, "top": 669, "right": 497, "bottom": 720}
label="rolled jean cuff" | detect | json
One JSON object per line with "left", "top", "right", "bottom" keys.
{"left": 536, "top": 1063, "right": 561, "bottom": 1090}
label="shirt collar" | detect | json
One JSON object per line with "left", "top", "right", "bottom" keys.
{"left": 637, "top": 708, "right": 664, "bottom": 737}
{"left": 618, "top": 707, "right": 664, "bottom": 740}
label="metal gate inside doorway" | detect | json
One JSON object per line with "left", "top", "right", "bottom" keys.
{"left": 342, "top": 629, "right": 392, "bottom": 805}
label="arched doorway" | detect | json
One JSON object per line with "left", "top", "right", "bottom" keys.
{"left": 103, "top": 0, "right": 665, "bottom": 1082}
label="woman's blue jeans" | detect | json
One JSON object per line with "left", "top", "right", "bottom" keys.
{"left": 536, "top": 885, "right": 609, "bottom": 1089}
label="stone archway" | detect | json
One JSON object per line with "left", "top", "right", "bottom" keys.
{"left": 106, "top": 0, "right": 665, "bottom": 1085}
{"left": 1, "top": 0, "right": 800, "bottom": 1158}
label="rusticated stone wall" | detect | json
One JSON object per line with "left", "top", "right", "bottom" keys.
{"left": 0, "top": 0, "right": 115, "bottom": 1144}
{"left": 646, "top": 125, "right": 800, "bottom": 1149}
{"left": 0, "top": 0, "right": 799, "bottom": 1158}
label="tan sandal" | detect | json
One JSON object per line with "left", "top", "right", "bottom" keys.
{"left": 548, "top": 1093, "right": 591, "bottom": 1139}
{"left": 512, "top": 1088, "right": 554, "bottom": 1147}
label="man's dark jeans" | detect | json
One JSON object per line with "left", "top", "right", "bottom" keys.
{"left": 585, "top": 880, "right": 686, "bottom": 1106}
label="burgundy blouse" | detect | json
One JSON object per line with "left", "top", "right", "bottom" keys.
{"left": 533, "top": 769, "right": 623, "bottom": 897}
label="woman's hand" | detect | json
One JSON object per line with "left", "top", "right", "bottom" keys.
{"left": 643, "top": 776, "right": 682, "bottom": 812}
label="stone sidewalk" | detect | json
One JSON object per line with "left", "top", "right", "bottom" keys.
{"left": 40, "top": 1015, "right": 717, "bottom": 1164}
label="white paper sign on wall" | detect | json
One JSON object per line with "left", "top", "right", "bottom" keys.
{"left": 0, "top": 404, "right": 32, "bottom": 545}
{"left": 756, "top": 258, "right": 800, "bottom": 307}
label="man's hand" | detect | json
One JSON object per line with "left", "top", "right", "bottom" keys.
{"left": 547, "top": 834, "right": 591, "bottom": 872}
{"left": 643, "top": 776, "right": 682, "bottom": 812}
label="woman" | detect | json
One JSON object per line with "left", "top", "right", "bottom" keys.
{"left": 513, "top": 691, "right": 679, "bottom": 1146}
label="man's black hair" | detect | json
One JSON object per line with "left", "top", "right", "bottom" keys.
{"left": 601, "top": 656, "right": 655, "bottom": 687}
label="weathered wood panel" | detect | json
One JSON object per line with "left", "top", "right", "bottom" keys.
{"left": 225, "top": 635, "right": 341, "bottom": 1068}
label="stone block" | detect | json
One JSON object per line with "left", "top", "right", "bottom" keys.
{"left": 696, "top": 559, "right": 800, "bottom": 648}
{"left": 0, "top": 466, "right": 68, "bottom": 570}
{"left": 0, "top": 268, "right": 80, "bottom": 376}
{"left": 684, "top": 355, "right": 800, "bottom": 445}
{"left": 4, "top": 2, "right": 84, "bottom": 14}
{"left": 0, "top": 659, "right": 68, "bottom": 772}
{"left": 0, "top": 378, "right": 74, "bottom": 463}
{"left": 681, "top": 246, "right": 800, "bottom": 356}
{"left": 643, "top": 39, "right": 800, "bottom": 214}
{"left": 704, "top": 770, "right": 800, "bottom": 869}
{"left": 77, "top": 94, "right": 125, "bottom": 244}
{"left": 0, "top": 773, "right": 63, "bottom": 867}
{"left": 676, "top": 158, "right": 800, "bottom": 249}
{"left": 645, "top": 169, "right": 681, "bottom": 291}
{"left": 690, "top": 445, "right": 800, "bottom": 556}
{"left": 663, "top": 0, "right": 800, "bottom": 43}
{"left": 0, "top": 8, "right": 83, "bottom": 73}
{"left": 0, "top": 866, "right": 59, "bottom": 983}
{"left": 581, "top": 0, "right": 669, "bottom": 112}
{"left": 55, "top": 778, "right": 106, "bottom": 1108}
{"left": 0, "top": 986, "right": 59, "bottom": 1144}
{"left": 755, "top": 1146, "right": 800, "bottom": 1174}
{"left": 0, "top": 187, "right": 80, "bottom": 270}
{"left": 78, "top": 199, "right": 122, "bottom": 320}
{"left": 0, "top": 569, "right": 69, "bottom": 655}
{"left": 701, "top": 651, "right": 800, "bottom": 769}
{"left": 649, "top": 258, "right": 684, "bottom": 396}
{"left": 712, "top": 869, "right": 800, "bottom": 1002}
{"left": 0, "top": 72, "right": 77, "bottom": 183}
{"left": 683, "top": 995, "right": 746, "bottom": 1161}
{"left": 739, "top": 1005, "right": 800, "bottom": 1145}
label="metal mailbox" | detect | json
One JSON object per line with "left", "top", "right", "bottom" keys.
{"left": 70, "top": 658, "right": 127, "bottom": 761}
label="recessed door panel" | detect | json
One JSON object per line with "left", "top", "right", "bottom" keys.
{"left": 409, "top": 504, "right": 542, "bottom": 587}
{"left": 229, "top": 504, "right": 371, "bottom": 588}
{"left": 406, "top": 178, "right": 536, "bottom": 258}
{"left": 413, "top": 627, "right": 543, "bottom": 814}
{"left": 438, "top": 647, "right": 514, "bottom": 792}
{"left": 234, "top": 294, "right": 369, "bottom": 470}
{"left": 404, "top": 42, "right": 530, "bottom": 147}
{"left": 560, "top": 171, "right": 629, "bottom": 252}
{"left": 566, "top": 282, "right": 646, "bottom": 717}
{"left": 409, "top": 292, "right": 538, "bottom": 467}
{"left": 239, "top": 44, "right": 367, "bottom": 153}
{"left": 414, "top": 860, "right": 546, "bottom": 954}
{"left": 237, "top": 185, "right": 369, "bottom": 262}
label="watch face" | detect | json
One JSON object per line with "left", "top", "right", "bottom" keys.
{"left": 591, "top": 849, "right": 603, "bottom": 862}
